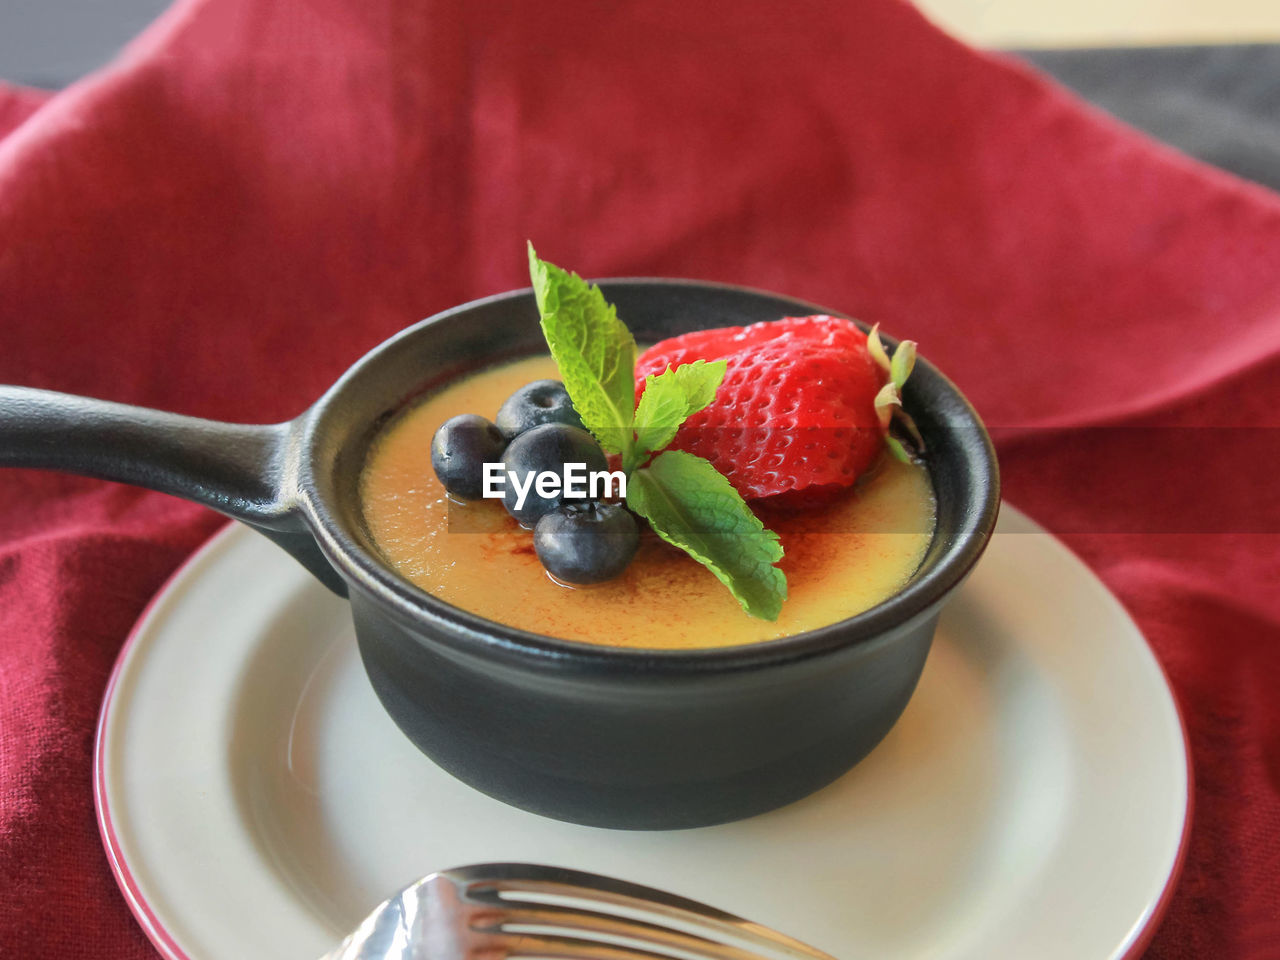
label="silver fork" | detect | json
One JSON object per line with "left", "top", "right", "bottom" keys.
{"left": 321, "top": 862, "right": 838, "bottom": 960}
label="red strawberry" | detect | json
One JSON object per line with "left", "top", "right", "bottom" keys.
{"left": 636, "top": 316, "right": 886, "bottom": 502}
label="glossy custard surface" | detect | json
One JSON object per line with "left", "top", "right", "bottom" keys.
{"left": 360, "top": 356, "right": 936, "bottom": 649}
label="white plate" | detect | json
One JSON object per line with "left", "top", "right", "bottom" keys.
{"left": 95, "top": 505, "right": 1189, "bottom": 960}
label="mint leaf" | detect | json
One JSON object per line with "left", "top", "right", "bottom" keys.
{"left": 627, "top": 450, "right": 787, "bottom": 621}
{"left": 527, "top": 242, "right": 790, "bottom": 620}
{"left": 528, "top": 243, "right": 638, "bottom": 458}
{"left": 632, "top": 359, "right": 727, "bottom": 458}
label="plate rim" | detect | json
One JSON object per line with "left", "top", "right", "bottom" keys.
{"left": 93, "top": 508, "right": 1194, "bottom": 960}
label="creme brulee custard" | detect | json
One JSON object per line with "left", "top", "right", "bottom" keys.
{"left": 360, "top": 355, "right": 936, "bottom": 649}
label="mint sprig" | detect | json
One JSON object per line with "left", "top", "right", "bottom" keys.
{"left": 528, "top": 243, "right": 638, "bottom": 464}
{"left": 633, "top": 359, "right": 727, "bottom": 460}
{"left": 627, "top": 451, "right": 787, "bottom": 621}
{"left": 527, "top": 246, "right": 787, "bottom": 621}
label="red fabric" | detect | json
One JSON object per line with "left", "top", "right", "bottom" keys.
{"left": 1, "top": 0, "right": 1278, "bottom": 955}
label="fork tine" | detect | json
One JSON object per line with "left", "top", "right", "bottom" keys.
{"left": 473, "top": 901, "right": 776, "bottom": 960}
{"left": 447, "top": 864, "right": 837, "bottom": 960}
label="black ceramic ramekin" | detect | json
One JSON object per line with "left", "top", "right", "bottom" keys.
{"left": 0, "top": 281, "right": 999, "bottom": 829}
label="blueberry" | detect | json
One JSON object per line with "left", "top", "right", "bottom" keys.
{"left": 534, "top": 502, "right": 640, "bottom": 585}
{"left": 495, "top": 379, "right": 584, "bottom": 438}
{"left": 501, "top": 423, "right": 608, "bottom": 526}
{"left": 430, "top": 414, "right": 507, "bottom": 500}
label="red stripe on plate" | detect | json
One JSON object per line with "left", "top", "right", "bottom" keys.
{"left": 93, "top": 527, "right": 235, "bottom": 960}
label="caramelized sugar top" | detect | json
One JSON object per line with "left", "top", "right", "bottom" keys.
{"left": 360, "top": 356, "right": 936, "bottom": 649}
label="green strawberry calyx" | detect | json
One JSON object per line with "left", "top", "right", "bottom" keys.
{"left": 868, "top": 324, "right": 925, "bottom": 463}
